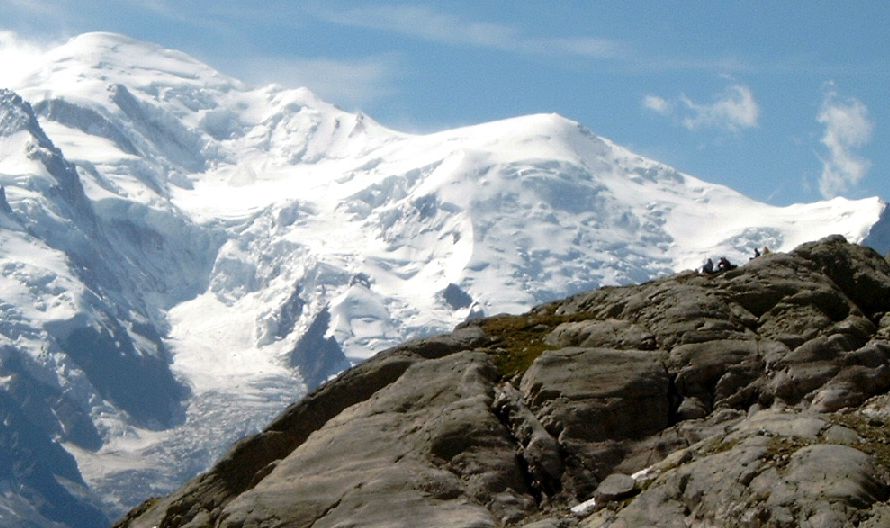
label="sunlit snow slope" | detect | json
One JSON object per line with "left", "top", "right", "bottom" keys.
{"left": 0, "top": 32, "right": 887, "bottom": 526}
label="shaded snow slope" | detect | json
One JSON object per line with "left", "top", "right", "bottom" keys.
{"left": 0, "top": 32, "right": 886, "bottom": 526}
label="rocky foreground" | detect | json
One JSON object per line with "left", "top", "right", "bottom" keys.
{"left": 117, "top": 236, "right": 890, "bottom": 527}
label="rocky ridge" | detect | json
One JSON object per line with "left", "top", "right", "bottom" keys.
{"left": 115, "top": 236, "right": 890, "bottom": 527}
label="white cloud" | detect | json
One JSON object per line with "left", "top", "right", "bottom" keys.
{"left": 680, "top": 85, "right": 759, "bottom": 131}
{"left": 0, "top": 31, "right": 52, "bottom": 88}
{"left": 642, "top": 95, "right": 672, "bottom": 115}
{"left": 643, "top": 84, "right": 759, "bottom": 133}
{"left": 816, "top": 87, "right": 874, "bottom": 198}
{"left": 314, "top": 4, "right": 622, "bottom": 59}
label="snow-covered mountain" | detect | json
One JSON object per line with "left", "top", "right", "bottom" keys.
{"left": 0, "top": 32, "right": 887, "bottom": 526}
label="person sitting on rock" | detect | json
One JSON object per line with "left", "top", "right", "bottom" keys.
{"left": 701, "top": 258, "right": 714, "bottom": 274}
{"left": 717, "top": 256, "right": 736, "bottom": 272}
{"left": 750, "top": 247, "right": 761, "bottom": 261}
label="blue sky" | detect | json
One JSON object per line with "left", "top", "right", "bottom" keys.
{"left": 1, "top": 1, "right": 888, "bottom": 205}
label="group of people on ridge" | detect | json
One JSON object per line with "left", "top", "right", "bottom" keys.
{"left": 700, "top": 247, "right": 770, "bottom": 275}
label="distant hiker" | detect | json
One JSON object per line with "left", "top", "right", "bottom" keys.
{"left": 762, "top": 246, "right": 771, "bottom": 255}
{"left": 750, "top": 247, "right": 761, "bottom": 261}
{"left": 701, "top": 258, "right": 714, "bottom": 274}
{"left": 717, "top": 256, "right": 736, "bottom": 272}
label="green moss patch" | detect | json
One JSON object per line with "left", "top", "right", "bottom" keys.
{"left": 479, "top": 310, "right": 597, "bottom": 377}
{"left": 701, "top": 435, "right": 744, "bottom": 457}
{"left": 766, "top": 436, "right": 814, "bottom": 469}
{"left": 829, "top": 414, "right": 890, "bottom": 469}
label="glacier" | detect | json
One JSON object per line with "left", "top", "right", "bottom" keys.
{"left": 0, "top": 32, "right": 886, "bottom": 526}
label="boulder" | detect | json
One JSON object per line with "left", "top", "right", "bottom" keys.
{"left": 520, "top": 347, "right": 669, "bottom": 498}
{"left": 545, "top": 319, "right": 655, "bottom": 350}
{"left": 593, "top": 473, "right": 636, "bottom": 503}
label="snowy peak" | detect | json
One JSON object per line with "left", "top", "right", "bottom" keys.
{"left": 20, "top": 32, "right": 238, "bottom": 98}
{"left": 421, "top": 112, "right": 669, "bottom": 183}
{"left": 7, "top": 33, "right": 400, "bottom": 204}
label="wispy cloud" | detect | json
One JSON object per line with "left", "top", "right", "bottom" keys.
{"left": 642, "top": 95, "right": 672, "bottom": 116}
{"left": 2, "top": 0, "right": 57, "bottom": 16}
{"left": 816, "top": 85, "right": 874, "bottom": 198}
{"left": 0, "top": 31, "right": 55, "bottom": 88}
{"left": 680, "top": 85, "right": 759, "bottom": 131}
{"left": 225, "top": 54, "right": 400, "bottom": 108}
{"left": 313, "top": 4, "right": 623, "bottom": 59}
{"left": 643, "top": 84, "right": 759, "bottom": 133}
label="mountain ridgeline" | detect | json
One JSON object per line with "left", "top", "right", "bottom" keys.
{"left": 1, "top": 32, "right": 890, "bottom": 526}
{"left": 117, "top": 236, "right": 890, "bottom": 527}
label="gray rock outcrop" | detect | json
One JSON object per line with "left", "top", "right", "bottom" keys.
{"left": 116, "top": 236, "right": 890, "bottom": 527}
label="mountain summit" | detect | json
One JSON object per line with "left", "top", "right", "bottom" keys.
{"left": 0, "top": 32, "right": 887, "bottom": 526}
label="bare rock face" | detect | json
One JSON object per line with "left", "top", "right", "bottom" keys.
{"left": 519, "top": 347, "right": 669, "bottom": 500}
{"left": 116, "top": 237, "right": 890, "bottom": 527}
{"left": 213, "top": 350, "right": 526, "bottom": 528}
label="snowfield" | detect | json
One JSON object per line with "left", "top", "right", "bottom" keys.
{"left": 0, "top": 32, "right": 887, "bottom": 526}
